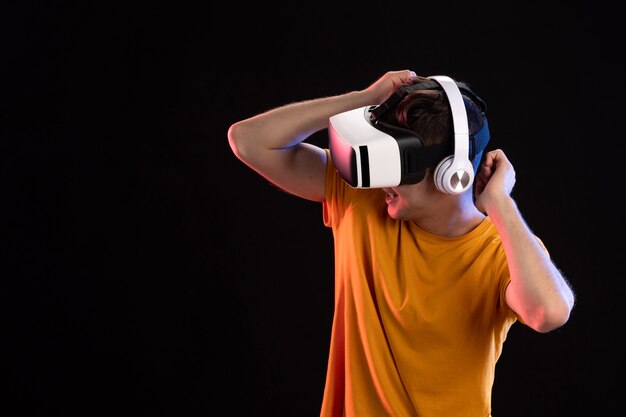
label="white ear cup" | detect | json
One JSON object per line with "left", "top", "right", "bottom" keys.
{"left": 434, "top": 156, "right": 474, "bottom": 195}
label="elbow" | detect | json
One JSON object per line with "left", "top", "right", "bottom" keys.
{"left": 526, "top": 299, "right": 574, "bottom": 334}
{"left": 227, "top": 121, "right": 249, "bottom": 161}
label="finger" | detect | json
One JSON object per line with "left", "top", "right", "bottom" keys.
{"left": 480, "top": 163, "right": 493, "bottom": 177}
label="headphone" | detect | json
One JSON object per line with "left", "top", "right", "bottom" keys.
{"left": 328, "top": 74, "right": 489, "bottom": 191}
{"left": 372, "top": 75, "right": 488, "bottom": 194}
{"left": 431, "top": 75, "right": 476, "bottom": 194}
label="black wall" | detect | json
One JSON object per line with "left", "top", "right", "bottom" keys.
{"left": 2, "top": 2, "right": 623, "bottom": 416}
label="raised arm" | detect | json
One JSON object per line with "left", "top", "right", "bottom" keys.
{"left": 227, "top": 70, "right": 417, "bottom": 202}
{"left": 474, "top": 149, "right": 576, "bottom": 333}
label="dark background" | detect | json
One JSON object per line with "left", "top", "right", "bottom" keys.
{"left": 1, "top": 1, "right": 623, "bottom": 416}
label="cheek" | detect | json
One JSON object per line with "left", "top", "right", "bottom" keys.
{"left": 399, "top": 186, "right": 433, "bottom": 208}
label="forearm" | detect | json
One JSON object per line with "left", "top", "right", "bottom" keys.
{"left": 230, "top": 90, "right": 373, "bottom": 154}
{"left": 487, "top": 196, "right": 575, "bottom": 332}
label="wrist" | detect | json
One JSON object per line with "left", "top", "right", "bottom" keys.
{"left": 483, "top": 194, "right": 517, "bottom": 219}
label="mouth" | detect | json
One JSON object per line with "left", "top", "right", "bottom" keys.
{"left": 383, "top": 188, "right": 398, "bottom": 203}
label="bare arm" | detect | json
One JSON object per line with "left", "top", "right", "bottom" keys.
{"left": 227, "top": 70, "right": 417, "bottom": 202}
{"left": 475, "top": 149, "right": 575, "bottom": 333}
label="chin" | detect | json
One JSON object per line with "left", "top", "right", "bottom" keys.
{"left": 386, "top": 207, "right": 400, "bottom": 220}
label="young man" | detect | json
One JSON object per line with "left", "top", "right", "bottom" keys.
{"left": 227, "top": 69, "right": 575, "bottom": 417}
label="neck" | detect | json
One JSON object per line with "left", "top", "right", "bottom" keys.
{"left": 412, "top": 196, "right": 485, "bottom": 238}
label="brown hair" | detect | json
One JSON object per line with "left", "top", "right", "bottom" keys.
{"left": 380, "top": 76, "right": 487, "bottom": 172}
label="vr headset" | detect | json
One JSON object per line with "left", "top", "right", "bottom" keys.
{"left": 328, "top": 75, "right": 490, "bottom": 194}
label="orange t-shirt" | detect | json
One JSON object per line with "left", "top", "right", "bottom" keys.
{"left": 320, "top": 153, "right": 519, "bottom": 417}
